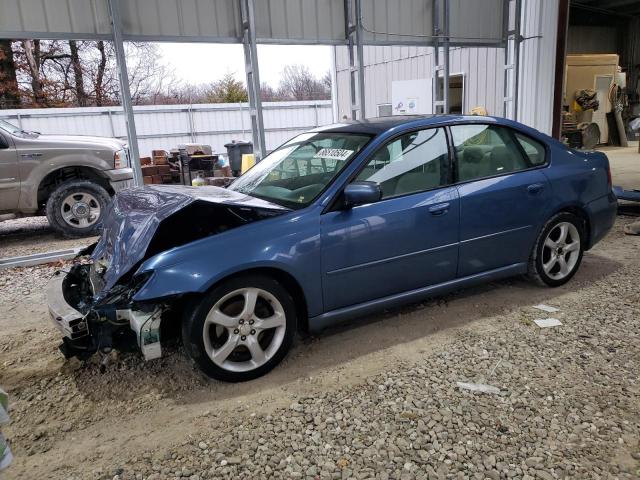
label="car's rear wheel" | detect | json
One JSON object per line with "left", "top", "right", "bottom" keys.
{"left": 182, "top": 274, "right": 297, "bottom": 382}
{"left": 46, "top": 179, "right": 110, "bottom": 237}
{"left": 528, "top": 212, "right": 584, "bottom": 287}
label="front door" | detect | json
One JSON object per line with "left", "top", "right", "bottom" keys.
{"left": 0, "top": 132, "right": 20, "bottom": 210}
{"left": 321, "top": 127, "right": 460, "bottom": 312}
{"left": 450, "top": 124, "right": 552, "bottom": 277}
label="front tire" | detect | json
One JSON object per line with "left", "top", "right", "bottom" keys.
{"left": 528, "top": 212, "right": 585, "bottom": 287}
{"left": 46, "top": 179, "right": 110, "bottom": 237}
{"left": 182, "top": 274, "right": 297, "bottom": 382}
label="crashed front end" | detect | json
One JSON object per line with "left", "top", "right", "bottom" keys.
{"left": 47, "top": 261, "right": 165, "bottom": 361}
{"left": 46, "top": 185, "right": 287, "bottom": 362}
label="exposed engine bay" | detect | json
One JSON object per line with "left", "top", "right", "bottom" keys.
{"left": 47, "top": 185, "right": 288, "bottom": 362}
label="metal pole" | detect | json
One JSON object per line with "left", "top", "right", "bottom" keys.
{"left": 513, "top": 0, "right": 522, "bottom": 121}
{"left": 443, "top": 0, "right": 450, "bottom": 114}
{"left": 107, "top": 0, "right": 142, "bottom": 186}
{"left": 241, "top": 0, "right": 266, "bottom": 161}
{"left": 355, "top": 0, "right": 366, "bottom": 119}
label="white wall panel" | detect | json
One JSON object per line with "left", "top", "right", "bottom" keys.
{"left": 335, "top": 0, "right": 560, "bottom": 134}
{"left": 517, "top": 0, "right": 558, "bottom": 135}
{"left": 335, "top": 44, "right": 505, "bottom": 120}
{"left": 0, "top": 101, "right": 332, "bottom": 156}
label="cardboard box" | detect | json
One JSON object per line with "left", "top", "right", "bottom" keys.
{"left": 140, "top": 156, "right": 152, "bottom": 166}
{"left": 161, "top": 174, "right": 173, "bottom": 183}
{"left": 152, "top": 174, "right": 162, "bottom": 184}
{"left": 153, "top": 156, "right": 168, "bottom": 165}
{"left": 152, "top": 150, "right": 166, "bottom": 158}
{"left": 143, "top": 176, "right": 153, "bottom": 184}
{"left": 156, "top": 165, "right": 171, "bottom": 175}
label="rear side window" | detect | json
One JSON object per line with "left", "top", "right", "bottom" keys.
{"left": 514, "top": 132, "right": 546, "bottom": 166}
{"left": 356, "top": 127, "right": 450, "bottom": 199}
{"left": 450, "top": 124, "right": 529, "bottom": 182}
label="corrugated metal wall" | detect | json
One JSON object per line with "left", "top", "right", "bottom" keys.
{"left": 0, "top": 101, "right": 332, "bottom": 156}
{"left": 517, "top": 0, "right": 558, "bottom": 135}
{"left": 567, "top": 26, "right": 618, "bottom": 55}
{"left": 334, "top": 45, "right": 505, "bottom": 120}
{"left": 335, "top": 0, "right": 560, "bottom": 135}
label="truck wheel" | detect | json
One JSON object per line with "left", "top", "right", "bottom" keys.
{"left": 46, "top": 179, "right": 110, "bottom": 237}
{"left": 528, "top": 212, "right": 585, "bottom": 287}
{"left": 182, "top": 274, "right": 297, "bottom": 382}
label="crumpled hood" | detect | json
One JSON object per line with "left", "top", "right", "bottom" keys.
{"left": 91, "top": 185, "right": 288, "bottom": 296}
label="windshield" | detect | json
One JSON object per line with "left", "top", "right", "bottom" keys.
{"left": 0, "top": 119, "right": 22, "bottom": 135}
{"left": 228, "top": 132, "right": 372, "bottom": 209}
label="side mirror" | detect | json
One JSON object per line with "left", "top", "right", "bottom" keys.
{"left": 343, "top": 181, "right": 382, "bottom": 207}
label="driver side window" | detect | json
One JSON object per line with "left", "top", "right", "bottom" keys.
{"left": 356, "top": 127, "right": 450, "bottom": 199}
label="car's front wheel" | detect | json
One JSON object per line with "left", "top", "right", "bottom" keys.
{"left": 182, "top": 274, "right": 297, "bottom": 382}
{"left": 529, "top": 212, "right": 585, "bottom": 287}
{"left": 46, "top": 179, "right": 110, "bottom": 237}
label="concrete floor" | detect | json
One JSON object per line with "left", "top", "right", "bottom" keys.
{"left": 599, "top": 142, "right": 640, "bottom": 190}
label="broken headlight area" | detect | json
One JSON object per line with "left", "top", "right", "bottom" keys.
{"left": 51, "top": 264, "right": 176, "bottom": 363}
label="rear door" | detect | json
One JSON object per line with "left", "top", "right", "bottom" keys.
{"left": 0, "top": 131, "right": 20, "bottom": 210}
{"left": 450, "top": 124, "right": 552, "bottom": 277}
{"left": 320, "top": 127, "right": 459, "bottom": 311}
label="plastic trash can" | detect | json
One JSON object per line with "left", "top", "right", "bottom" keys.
{"left": 224, "top": 141, "right": 253, "bottom": 176}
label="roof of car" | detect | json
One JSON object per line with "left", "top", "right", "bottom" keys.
{"left": 311, "top": 115, "right": 554, "bottom": 145}
{"left": 314, "top": 114, "right": 511, "bottom": 135}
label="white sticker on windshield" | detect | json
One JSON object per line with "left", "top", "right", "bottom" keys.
{"left": 313, "top": 148, "right": 354, "bottom": 161}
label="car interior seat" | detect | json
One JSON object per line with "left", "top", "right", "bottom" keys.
{"left": 458, "top": 145, "right": 485, "bottom": 181}
{"left": 490, "top": 145, "right": 526, "bottom": 174}
{"left": 394, "top": 163, "right": 441, "bottom": 196}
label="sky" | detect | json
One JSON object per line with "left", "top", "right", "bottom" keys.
{"left": 157, "top": 43, "right": 332, "bottom": 88}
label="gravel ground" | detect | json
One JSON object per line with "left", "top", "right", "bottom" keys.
{"left": 0, "top": 216, "right": 97, "bottom": 259}
{"left": 0, "top": 218, "right": 639, "bottom": 480}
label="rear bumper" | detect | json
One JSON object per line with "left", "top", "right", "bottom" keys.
{"left": 46, "top": 272, "right": 88, "bottom": 340}
{"left": 586, "top": 191, "right": 617, "bottom": 249}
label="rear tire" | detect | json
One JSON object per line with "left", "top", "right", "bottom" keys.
{"left": 528, "top": 212, "right": 584, "bottom": 287}
{"left": 182, "top": 274, "right": 297, "bottom": 382}
{"left": 46, "top": 179, "right": 110, "bottom": 238}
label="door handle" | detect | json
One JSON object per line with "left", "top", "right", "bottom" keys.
{"left": 429, "top": 202, "right": 450, "bottom": 216}
{"left": 527, "top": 183, "right": 545, "bottom": 195}
{"left": 20, "top": 153, "right": 42, "bottom": 158}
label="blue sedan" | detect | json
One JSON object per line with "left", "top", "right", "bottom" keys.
{"left": 47, "top": 115, "right": 617, "bottom": 381}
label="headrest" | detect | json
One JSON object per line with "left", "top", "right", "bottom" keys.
{"left": 464, "top": 146, "right": 484, "bottom": 163}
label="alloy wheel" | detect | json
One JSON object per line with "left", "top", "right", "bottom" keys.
{"left": 60, "top": 192, "right": 101, "bottom": 228}
{"left": 541, "top": 221, "right": 581, "bottom": 281}
{"left": 202, "top": 287, "right": 287, "bottom": 373}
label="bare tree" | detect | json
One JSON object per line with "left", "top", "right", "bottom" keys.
{"left": 22, "top": 40, "right": 45, "bottom": 105}
{"left": 69, "top": 40, "right": 87, "bottom": 107}
{"left": 0, "top": 40, "right": 20, "bottom": 108}
{"left": 278, "top": 65, "right": 330, "bottom": 101}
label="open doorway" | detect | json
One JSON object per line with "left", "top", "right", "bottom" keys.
{"left": 560, "top": 2, "right": 640, "bottom": 150}
{"left": 436, "top": 73, "right": 465, "bottom": 115}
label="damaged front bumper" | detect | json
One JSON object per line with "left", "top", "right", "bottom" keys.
{"left": 46, "top": 264, "right": 165, "bottom": 362}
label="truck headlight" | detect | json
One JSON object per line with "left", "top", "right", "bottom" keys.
{"left": 114, "top": 149, "right": 129, "bottom": 169}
